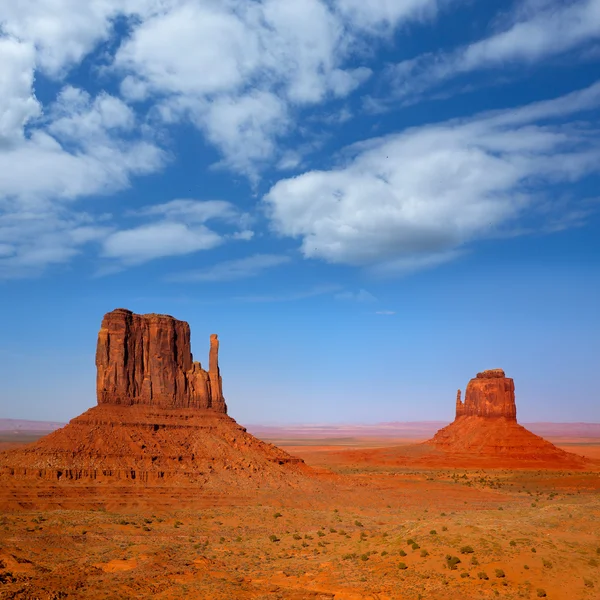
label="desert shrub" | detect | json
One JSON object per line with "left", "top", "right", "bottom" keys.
{"left": 355, "top": 520, "right": 363, "bottom": 527}
{"left": 460, "top": 545, "right": 475, "bottom": 554}
{"left": 269, "top": 534, "right": 280, "bottom": 543}
{"left": 524, "top": 565, "right": 529, "bottom": 570}
{"left": 143, "top": 526, "right": 151, "bottom": 532}
{"left": 292, "top": 533, "right": 301, "bottom": 540}
{"left": 360, "top": 554, "right": 369, "bottom": 561}
{"left": 440, "top": 512, "right": 446, "bottom": 516}
{"left": 460, "top": 572, "right": 469, "bottom": 578}
{"left": 273, "top": 512, "right": 282, "bottom": 518}
{"left": 542, "top": 559, "right": 552, "bottom": 569}
{"left": 477, "top": 572, "right": 489, "bottom": 580}
{"left": 597, "top": 547, "right": 600, "bottom": 555}
{"left": 531, "top": 547, "right": 537, "bottom": 553}
{"left": 509, "top": 540, "right": 517, "bottom": 547}
{"left": 0, "top": 572, "right": 16, "bottom": 584}
{"left": 442, "top": 526, "right": 448, "bottom": 531}
{"left": 495, "top": 569, "right": 505, "bottom": 578}
{"left": 338, "top": 530, "right": 346, "bottom": 535}
{"left": 429, "top": 529, "right": 437, "bottom": 535}
{"left": 498, "top": 507, "right": 503, "bottom": 510}
{"left": 536, "top": 589, "right": 547, "bottom": 598}
{"left": 304, "top": 534, "right": 313, "bottom": 540}
{"left": 420, "top": 549, "right": 429, "bottom": 557}
{"left": 589, "top": 558, "right": 598, "bottom": 567}
{"left": 317, "top": 531, "right": 325, "bottom": 537}
{"left": 301, "top": 541, "right": 309, "bottom": 547}
{"left": 398, "top": 562, "right": 408, "bottom": 570}
{"left": 531, "top": 503, "right": 537, "bottom": 507}
{"left": 399, "top": 550, "right": 407, "bottom": 557}
{"left": 407, "top": 538, "right": 415, "bottom": 545}
{"left": 445, "top": 555, "right": 461, "bottom": 570}
{"left": 235, "top": 536, "right": 242, "bottom": 542}
{"left": 381, "top": 551, "right": 388, "bottom": 556}
{"left": 318, "top": 541, "right": 325, "bottom": 548}
{"left": 584, "top": 578, "right": 594, "bottom": 588}
{"left": 412, "top": 543, "right": 420, "bottom": 550}
{"left": 342, "top": 553, "right": 357, "bottom": 560}
{"left": 470, "top": 556, "right": 479, "bottom": 566}
{"left": 329, "top": 527, "right": 337, "bottom": 533}
{"left": 219, "top": 537, "right": 225, "bottom": 543}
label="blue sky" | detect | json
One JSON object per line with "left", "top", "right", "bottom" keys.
{"left": 1, "top": 0, "right": 599, "bottom": 424}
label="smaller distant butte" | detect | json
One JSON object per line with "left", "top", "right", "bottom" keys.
{"left": 428, "top": 368, "right": 588, "bottom": 467}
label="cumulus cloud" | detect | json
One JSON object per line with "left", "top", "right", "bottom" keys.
{"left": 110, "top": 0, "right": 444, "bottom": 177}
{"left": 100, "top": 199, "right": 252, "bottom": 267}
{"left": 264, "top": 82, "right": 600, "bottom": 272}
{"left": 169, "top": 253, "right": 291, "bottom": 282}
{"left": 389, "top": 0, "right": 600, "bottom": 101}
{"left": 0, "top": 76, "right": 164, "bottom": 278}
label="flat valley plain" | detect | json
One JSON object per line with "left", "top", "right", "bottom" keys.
{"left": 0, "top": 432, "right": 599, "bottom": 600}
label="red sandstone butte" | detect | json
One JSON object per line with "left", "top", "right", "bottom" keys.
{"left": 96, "top": 308, "right": 226, "bottom": 412}
{"left": 455, "top": 369, "right": 516, "bottom": 420}
{"left": 429, "top": 368, "right": 588, "bottom": 466}
{"left": 0, "top": 309, "right": 308, "bottom": 485}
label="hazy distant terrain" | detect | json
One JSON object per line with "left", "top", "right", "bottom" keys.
{"left": 3, "top": 418, "right": 599, "bottom": 441}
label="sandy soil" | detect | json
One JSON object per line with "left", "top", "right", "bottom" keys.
{"left": 0, "top": 437, "right": 599, "bottom": 599}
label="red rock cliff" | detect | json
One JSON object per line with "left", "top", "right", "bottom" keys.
{"left": 96, "top": 308, "right": 227, "bottom": 412}
{"left": 455, "top": 369, "right": 516, "bottom": 420}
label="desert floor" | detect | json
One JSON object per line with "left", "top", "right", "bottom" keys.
{"left": 0, "top": 435, "right": 599, "bottom": 600}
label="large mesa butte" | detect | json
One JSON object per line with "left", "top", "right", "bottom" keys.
{"left": 0, "top": 309, "right": 308, "bottom": 486}
{"left": 96, "top": 308, "right": 226, "bottom": 412}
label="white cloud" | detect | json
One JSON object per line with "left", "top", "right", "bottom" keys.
{"left": 0, "top": 0, "right": 162, "bottom": 78}
{"left": 390, "top": 0, "right": 600, "bottom": 100}
{"left": 111, "top": 0, "right": 441, "bottom": 177}
{"left": 0, "top": 208, "right": 112, "bottom": 279}
{"left": 264, "top": 82, "right": 600, "bottom": 272}
{"left": 375, "top": 310, "right": 396, "bottom": 315}
{"left": 102, "top": 222, "right": 223, "bottom": 265}
{"left": 0, "top": 37, "right": 40, "bottom": 144}
{"left": 335, "top": 289, "right": 377, "bottom": 302}
{"left": 0, "top": 80, "right": 164, "bottom": 278}
{"left": 169, "top": 253, "right": 291, "bottom": 282}
{"left": 100, "top": 198, "right": 252, "bottom": 267}
{"left": 334, "top": 0, "right": 442, "bottom": 32}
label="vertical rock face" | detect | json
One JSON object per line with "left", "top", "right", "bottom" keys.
{"left": 96, "top": 308, "right": 227, "bottom": 412}
{"left": 456, "top": 369, "right": 516, "bottom": 420}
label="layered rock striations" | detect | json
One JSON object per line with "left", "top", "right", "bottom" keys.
{"left": 455, "top": 369, "right": 516, "bottom": 420}
{"left": 96, "top": 309, "right": 225, "bottom": 411}
{"left": 0, "top": 309, "right": 307, "bottom": 486}
{"left": 429, "top": 368, "right": 587, "bottom": 466}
